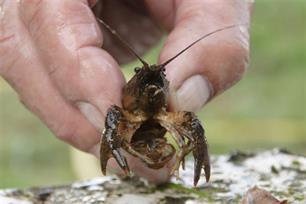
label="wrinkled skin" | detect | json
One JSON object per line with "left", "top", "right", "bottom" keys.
{"left": 100, "top": 63, "right": 210, "bottom": 186}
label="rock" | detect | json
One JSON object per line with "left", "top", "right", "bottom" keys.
{"left": 241, "top": 187, "right": 288, "bottom": 204}
{"left": 0, "top": 149, "right": 305, "bottom": 204}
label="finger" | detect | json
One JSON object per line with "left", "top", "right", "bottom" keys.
{"left": 156, "top": 0, "right": 251, "bottom": 112}
{"left": 109, "top": 152, "right": 176, "bottom": 184}
{"left": 91, "top": 144, "right": 176, "bottom": 184}
{"left": 144, "top": 0, "right": 176, "bottom": 30}
{"left": 20, "top": 1, "right": 126, "bottom": 136}
{"left": 0, "top": 1, "right": 99, "bottom": 151}
{"left": 93, "top": 0, "right": 163, "bottom": 64}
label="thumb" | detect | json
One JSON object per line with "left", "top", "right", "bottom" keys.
{"left": 158, "top": 1, "right": 251, "bottom": 112}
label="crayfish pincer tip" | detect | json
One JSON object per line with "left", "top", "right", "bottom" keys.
{"left": 204, "top": 166, "right": 211, "bottom": 182}
{"left": 122, "top": 167, "right": 131, "bottom": 176}
{"left": 193, "top": 167, "right": 210, "bottom": 187}
{"left": 193, "top": 174, "right": 200, "bottom": 187}
{"left": 100, "top": 160, "right": 108, "bottom": 175}
{"left": 205, "top": 174, "right": 210, "bottom": 182}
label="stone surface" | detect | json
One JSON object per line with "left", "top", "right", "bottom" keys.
{"left": 1, "top": 149, "right": 305, "bottom": 204}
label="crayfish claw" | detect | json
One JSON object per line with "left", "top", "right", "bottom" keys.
{"left": 112, "top": 149, "right": 130, "bottom": 175}
{"left": 100, "top": 105, "right": 130, "bottom": 175}
{"left": 193, "top": 146, "right": 210, "bottom": 186}
{"left": 190, "top": 115, "right": 210, "bottom": 186}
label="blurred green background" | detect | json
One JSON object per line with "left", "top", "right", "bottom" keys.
{"left": 0, "top": 0, "right": 305, "bottom": 188}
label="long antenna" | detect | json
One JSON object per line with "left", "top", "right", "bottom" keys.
{"left": 96, "top": 18, "right": 148, "bottom": 66}
{"left": 160, "top": 24, "right": 246, "bottom": 67}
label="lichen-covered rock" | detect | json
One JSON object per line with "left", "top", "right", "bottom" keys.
{"left": 1, "top": 149, "right": 305, "bottom": 204}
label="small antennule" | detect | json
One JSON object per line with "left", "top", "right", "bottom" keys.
{"left": 160, "top": 24, "right": 247, "bottom": 67}
{"left": 96, "top": 18, "right": 148, "bottom": 67}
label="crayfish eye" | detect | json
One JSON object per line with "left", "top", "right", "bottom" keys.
{"left": 134, "top": 67, "right": 141, "bottom": 73}
{"left": 161, "top": 67, "right": 166, "bottom": 76}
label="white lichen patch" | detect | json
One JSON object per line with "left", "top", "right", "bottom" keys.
{"left": 72, "top": 176, "right": 120, "bottom": 189}
{"left": 0, "top": 196, "right": 33, "bottom": 204}
{"left": 113, "top": 194, "right": 158, "bottom": 204}
{"left": 172, "top": 149, "right": 306, "bottom": 203}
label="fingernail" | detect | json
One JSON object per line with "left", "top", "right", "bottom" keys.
{"left": 77, "top": 101, "right": 104, "bottom": 131}
{"left": 171, "top": 75, "right": 212, "bottom": 112}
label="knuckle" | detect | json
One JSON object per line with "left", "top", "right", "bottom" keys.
{"left": 204, "top": 40, "right": 249, "bottom": 94}
{"left": 62, "top": 8, "right": 102, "bottom": 48}
{"left": 222, "top": 42, "right": 249, "bottom": 90}
{"left": 232, "top": 26, "right": 251, "bottom": 73}
{"left": 231, "top": 42, "right": 250, "bottom": 77}
{"left": 221, "top": 40, "right": 249, "bottom": 77}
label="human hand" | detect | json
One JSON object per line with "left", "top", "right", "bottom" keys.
{"left": 0, "top": 0, "right": 252, "bottom": 184}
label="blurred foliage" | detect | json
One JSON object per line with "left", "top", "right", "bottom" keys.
{"left": 0, "top": 0, "right": 305, "bottom": 188}
{"left": 0, "top": 85, "right": 76, "bottom": 187}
